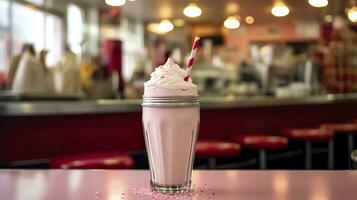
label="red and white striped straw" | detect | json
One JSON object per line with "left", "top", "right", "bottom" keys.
{"left": 184, "top": 36, "right": 200, "bottom": 81}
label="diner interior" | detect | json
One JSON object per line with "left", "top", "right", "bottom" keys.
{"left": 0, "top": 0, "right": 357, "bottom": 199}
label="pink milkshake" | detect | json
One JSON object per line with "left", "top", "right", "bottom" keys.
{"left": 142, "top": 58, "right": 200, "bottom": 193}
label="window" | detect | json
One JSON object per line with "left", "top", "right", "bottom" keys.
{"left": 11, "top": 3, "right": 45, "bottom": 55}
{"left": 0, "top": 0, "right": 10, "bottom": 72}
{"left": 0, "top": 1, "right": 64, "bottom": 72}
{"left": 117, "top": 18, "right": 145, "bottom": 79}
{"left": 0, "top": 0, "right": 9, "bottom": 27}
{"left": 67, "top": 4, "right": 84, "bottom": 55}
{"left": 25, "top": 0, "right": 44, "bottom": 6}
{"left": 5, "top": 0, "right": 63, "bottom": 69}
{"left": 0, "top": 32, "right": 10, "bottom": 72}
{"left": 45, "top": 14, "right": 63, "bottom": 66}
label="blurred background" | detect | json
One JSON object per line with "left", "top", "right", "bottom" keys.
{"left": 0, "top": 0, "right": 356, "bottom": 98}
{"left": 0, "top": 0, "right": 357, "bottom": 171}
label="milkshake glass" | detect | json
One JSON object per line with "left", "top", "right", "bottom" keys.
{"left": 142, "top": 58, "right": 200, "bottom": 193}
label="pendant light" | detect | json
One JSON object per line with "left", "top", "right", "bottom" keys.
{"left": 271, "top": 1, "right": 290, "bottom": 17}
{"left": 183, "top": 3, "right": 202, "bottom": 18}
{"left": 105, "top": 0, "right": 126, "bottom": 7}
{"left": 224, "top": 16, "right": 240, "bottom": 29}
{"left": 308, "top": 0, "right": 328, "bottom": 8}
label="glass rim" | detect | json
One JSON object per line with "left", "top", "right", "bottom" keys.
{"left": 142, "top": 96, "right": 199, "bottom": 107}
{"left": 143, "top": 95, "right": 199, "bottom": 99}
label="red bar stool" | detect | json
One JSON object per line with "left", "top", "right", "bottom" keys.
{"left": 196, "top": 139, "right": 241, "bottom": 169}
{"left": 321, "top": 123, "right": 357, "bottom": 167}
{"left": 282, "top": 128, "right": 334, "bottom": 169}
{"left": 50, "top": 152, "right": 135, "bottom": 169}
{"left": 233, "top": 135, "right": 288, "bottom": 169}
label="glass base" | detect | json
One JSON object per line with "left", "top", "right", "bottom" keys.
{"left": 150, "top": 180, "right": 191, "bottom": 194}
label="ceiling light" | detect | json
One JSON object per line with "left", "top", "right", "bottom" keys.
{"left": 245, "top": 16, "right": 255, "bottom": 24}
{"left": 224, "top": 16, "right": 240, "bottom": 29}
{"left": 147, "top": 19, "right": 174, "bottom": 34}
{"left": 347, "top": 6, "right": 357, "bottom": 22}
{"left": 105, "top": 0, "right": 126, "bottom": 7}
{"left": 308, "top": 0, "right": 328, "bottom": 8}
{"left": 183, "top": 3, "right": 202, "bottom": 18}
{"left": 159, "top": 19, "right": 174, "bottom": 32}
{"left": 271, "top": 1, "right": 290, "bottom": 17}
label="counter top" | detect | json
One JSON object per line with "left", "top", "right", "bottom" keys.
{"left": 0, "top": 170, "right": 357, "bottom": 200}
{"left": 0, "top": 94, "right": 356, "bottom": 116}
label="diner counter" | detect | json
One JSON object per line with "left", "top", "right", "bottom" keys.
{"left": 1, "top": 93, "right": 357, "bottom": 163}
{"left": 0, "top": 93, "right": 356, "bottom": 116}
{"left": 0, "top": 170, "right": 357, "bottom": 200}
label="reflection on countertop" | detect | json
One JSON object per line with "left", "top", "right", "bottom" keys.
{"left": 0, "top": 93, "right": 356, "bottom": 116}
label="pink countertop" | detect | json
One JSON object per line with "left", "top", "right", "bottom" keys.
{"left": 0, "top": 170, "right": 357, "bottom": 200}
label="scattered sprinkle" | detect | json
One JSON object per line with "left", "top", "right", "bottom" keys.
{"left": 95, "top": 185, "right": 215, "bottom": 199}
{"left": 95, "top": 192, "right": 103, "bottom": 199}
{"left": 125, "top": 185, "right": 215, "bottom": 200}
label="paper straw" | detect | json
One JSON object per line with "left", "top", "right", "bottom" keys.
{"left": 184, "top": 36, "right": 200, "bottom": 81}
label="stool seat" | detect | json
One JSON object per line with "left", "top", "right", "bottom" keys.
{"left": 283, "top": 128, "right": 333, "bottom": 142}
{"left": 321, "top": 123, "right": 357, "bottom": 133}
{"left": 322, "top": 123, "right": 357, "bottom": 169}
{"left": 51, "top": 152, "right": 134, "bottom": 169}
{"left": 196, "top": 140, "right": 241, "bottom": 159}
{"left": 282, "top": 128, "right": 334, "bottom": 169}
{"left": 234, "top": 135, "right": 288, "bottom": 150}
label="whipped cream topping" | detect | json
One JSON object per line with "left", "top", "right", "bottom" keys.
{"left": 144, "top": 58, "right": 196, "bottom": 89}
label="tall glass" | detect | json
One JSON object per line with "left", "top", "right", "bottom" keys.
{"left": 142, "top": 96, "right": 200, "bottom": 193}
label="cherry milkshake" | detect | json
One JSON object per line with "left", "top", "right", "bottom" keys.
{"left": 142, "top": 58, "right": 200, "bottom": 193}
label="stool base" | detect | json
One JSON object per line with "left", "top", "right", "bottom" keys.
{"left": 259, "top": 150, "right": 267, "bottom": 169}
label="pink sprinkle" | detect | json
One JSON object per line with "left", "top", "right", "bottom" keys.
{"left": 95, "top": 192, "right": 103, "bottom": 199}
{"left": 125, "top": 184, "right": 215, "bottom": 199}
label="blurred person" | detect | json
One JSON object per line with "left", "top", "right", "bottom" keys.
{"left": 12, "top": 45, "right": 49, "bottom": 94}
{"left": 87, "top": 66, "right": 114, "bottom": 99}
{"left": 40, "top": 49, "right": 55, "bottom": 93}
{"left": 8, "top": 44, "right": 35, "bottom": 82}
{"left": 125, "top": 58, "right": 147, "bottom": 98}
{"left": 79, "top": 55, "right": 100, "bottom": 94}
{"left": 53, "top": 46, "right": 82, "bottom": 95}
{"left": 39, "top": 49, "right": 48, "bottom": 69}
